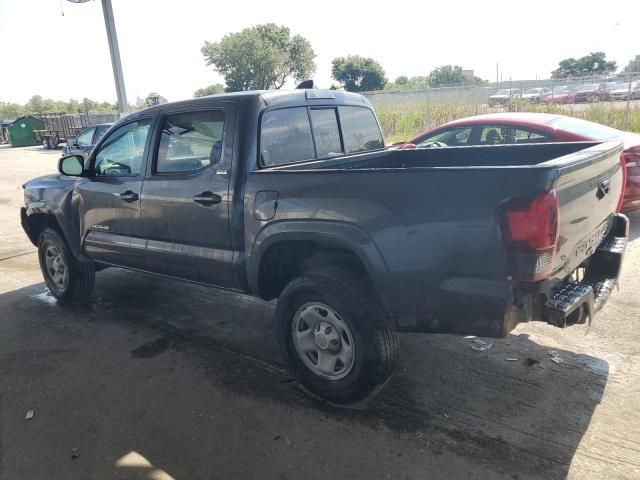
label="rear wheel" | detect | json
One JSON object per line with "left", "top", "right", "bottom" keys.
{"left": 276, "top": 267, "right": 398, "bottom": 404}
{"left": 38, "top": 228, "right": 95, "bottom": 302}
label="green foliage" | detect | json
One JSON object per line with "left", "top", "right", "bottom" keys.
{"left": 386, "top": 75, "right": 430, "bottom": 90}
{"left": 622, "top": 55, "right": 640, "bottom": 74}
{"left": 193, "top": 84, "right": 225, "bottom": 97}
{"left": 25, "top": 95, "right": 45, "bottom": 113}
{"left": 0, "top": 95, "right": 115, "bottom": 122}
{"left": 331, "top": 55, "right": 387, "bottom": 92}
{"left": 201, "top": 24, "right": 316, "bottom": 91}
{"left": 428, "top": 65, "right": 466, "bottom": 87}
{"left": 0, "top": 102, "right": 26, "bottom": 122}
{"left": 551, "top": 52, "right": 617, "bottom": 79}
{"left": 428, "top": 65, "right": 484, "bottom": 87}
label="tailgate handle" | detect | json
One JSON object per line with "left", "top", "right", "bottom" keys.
{"left": 597, "top": 179, "right": 610, "bottom": 200}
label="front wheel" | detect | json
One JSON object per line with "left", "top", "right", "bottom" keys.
{"left": 38, "top": 228, "right": 95, "bottom": 302}
{"left": 276, "top": 267, "right": 398, "bottom": 404}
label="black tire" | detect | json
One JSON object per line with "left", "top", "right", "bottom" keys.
{"left": 37, "top": 228, "right": 95, "bottom": 302}
{"left": 276, "top": 267, "right": 398, "bottom": 404}
{"left": 43, "top": 137, "right": 53, "bottom": 149}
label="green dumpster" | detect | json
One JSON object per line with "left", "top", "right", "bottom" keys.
{"left": 7, "top": 116, "right": 46, "bottom": 147}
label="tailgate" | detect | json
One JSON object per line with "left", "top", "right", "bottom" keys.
{"left": 549, "top": 140, "right": 624, "bottom": 278}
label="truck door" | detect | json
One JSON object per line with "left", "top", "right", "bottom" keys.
{"left": 139, "top": 106, "right": 235, "bottom": 287}
{"left": 78, "top": 117, "right": 153, "bottom": 270}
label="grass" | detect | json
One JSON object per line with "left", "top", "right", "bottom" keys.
{"left": 375, "top": 100, "right": 640, "bottom": 144}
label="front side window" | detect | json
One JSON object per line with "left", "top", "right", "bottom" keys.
{"left": 75, "top": 127, "right": 95, "bottom": 146}
{"left": 156, "top": 110, "right": 225, "bottom": 173}
{"left": 260, "top": 107, "right": 315, "bottom": 167}
{"left": 94, "top": 119, "right": 150, "bottom": 176}
{"left": 310, "top": 108, "right": 342, "bottom": 158}
{"left": 338, "top": 106, "right": 384, "bottom": 154}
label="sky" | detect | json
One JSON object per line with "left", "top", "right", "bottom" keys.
{"left": 0, "top": 0, "right": 637, "bottom": 105}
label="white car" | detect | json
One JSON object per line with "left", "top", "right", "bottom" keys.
{"left": 522, "top": 87, "right": 552, "bottom": 103}
{"left": 610, "top": 82, "right": 639, "bottom": 101}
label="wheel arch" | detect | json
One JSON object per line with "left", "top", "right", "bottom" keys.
{"left": 248, "top": 221, "right": 389, "bottom": 306}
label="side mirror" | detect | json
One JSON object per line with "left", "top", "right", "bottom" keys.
{"left": 400, "top": 143, "right": 417, "bottom": 150}
{"left": 58, "top": 155, "right": 84, "bottom": 176}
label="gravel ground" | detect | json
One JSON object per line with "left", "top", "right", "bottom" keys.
{"left": 1, "top": 144, "right": 639, "bottom": 480}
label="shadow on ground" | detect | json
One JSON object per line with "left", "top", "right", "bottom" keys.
{"left": 0, "top": 267, "right": 610, "bottom": 480}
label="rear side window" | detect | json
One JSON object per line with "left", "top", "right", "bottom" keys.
{"left": 261, "top": 107, "right": 315, "bottom": 167}
{"left": 94, "top": 125, "right": 110, "bottom": 143}
{"left": 310, "top": 108, "right": 343, "bottom": 158}
{"left": 156, "top": 110, "right": 225, "bottom": 173}
{"left": 338, "top": 106, "right": 384, "bottom": 153}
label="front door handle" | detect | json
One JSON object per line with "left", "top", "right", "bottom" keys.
{"left": 193, "top": 191, "right": 222, "bottom": 205}
{"left": 118, "top": 190, "right": 139, "bottom": 202}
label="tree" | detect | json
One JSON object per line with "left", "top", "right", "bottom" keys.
{"left": 193, "top": 84, "right": 225, "bottom": 97}
{"left": 622, "top": 55, "right": 640, "bottom": 75}
{"left": 394, "top": 75, "right": 408, "bottom": 85}
{"left": 80, "top": 98, "right": 98, "bottom": 113}
{"left": 331, "top": 55, "right": 387, "bottom": 92}
{"left": 25, "top": 95, "right": 45, "bottom": 113}
{"left": 66, "top": 99, "right": 79, "bottom": 113}
{"left": 551, "top": 52, "right": 617, "bottom": 79}
{"left": 0, "top": 102, "right": 25, "bottom": 121}
{"left": 201, "top": 24, "right": 316, "bottom": 91}
{"left": 428, "top": 65, "right": 467, "bottom": 87}
{"left": 145, "top": 92, "right": 167, "bottom": 106}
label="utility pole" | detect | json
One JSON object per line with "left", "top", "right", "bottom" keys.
{"left": 67, "top": 0, "right": 129, "bottom": 114}
{"left": 101, "top": 0, "right": 128, "bottom": 114}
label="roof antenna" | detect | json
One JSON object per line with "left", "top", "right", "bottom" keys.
{"left": 296, "top": 80, "right": 314, "bottom": 89}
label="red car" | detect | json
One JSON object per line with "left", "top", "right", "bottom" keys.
{"left": 401, "top": 112, "right": 640, "bottom": 212}
{"left": 543, "top": 86, "right": 576, "bottom": 104}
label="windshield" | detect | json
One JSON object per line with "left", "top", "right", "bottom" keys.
{"left": 577, "top": 84, "right": 599, "bottom": 91}
{"left": 495, "top": 89, "right": 510, "bottom": 95}
{"left": 525, "top": 88, "right": 542, "bottom": 94}
{"left": 548, "top": 116, "right": 620, "bottom": 139}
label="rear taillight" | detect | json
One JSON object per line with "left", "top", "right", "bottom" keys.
{"left": 501, "top": 190, "right": 559, "bottom": 281}
{"left": 617, "top": 153, "right": 627, "bottom": 213}
{"left": 624, "top": 152, "right": 640, "bottom": 176}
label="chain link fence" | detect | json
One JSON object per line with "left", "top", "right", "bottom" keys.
{"left": 363, "top": 73, "right": 640, "bottom": 142}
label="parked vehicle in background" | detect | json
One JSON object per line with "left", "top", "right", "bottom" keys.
{"left": 610, "top": 82, "right": 640, "bottom": 101}
{"left": 522, "top": 87, "right": 552, "bottom": 103}
{"left": 543, "top": 86, "right": 576, "bottom": 104}
{"left": 62, "top": 123, "right": 112, "bottom": 157}
{"left": 19, "top": 90, "right": 628, "bottom": 404}
{"left": 572, "top": 83, "right": 610, "bottom": 103}
{"left": 34, "top": 112, "right": 119, "bottom": 149}
{"left": 488, "top": 88, "right": 522, "bottom": 107}
{"left": 401, "top": 112, "right": 640, "bottom": 212}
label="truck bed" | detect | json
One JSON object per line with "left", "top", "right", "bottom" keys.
{"left": 249, "top": 140, "right": 624, "bottom": 335}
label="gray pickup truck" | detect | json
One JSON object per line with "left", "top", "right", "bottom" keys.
{"left": 21, "top": 89, "right": 628, "bottom": 403}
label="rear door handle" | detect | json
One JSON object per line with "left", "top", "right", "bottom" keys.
{"left": 117, "top": 190, "right": 139, "bottom": 202}
{"left": 193, "top": 191, "right": 222, "bottom": 205}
